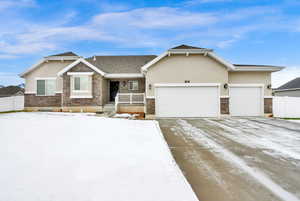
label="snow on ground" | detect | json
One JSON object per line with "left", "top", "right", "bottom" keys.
{"left": 0, "top": 112, "right": 198, "bottom": 201}
{"left": 204, "top": 118, "right": 300, "bottom": 161}
{"left": 177, "top": 119, "right": 300, "bottom": 201}
{"left": 113, "top": 113, "right": 139, "bottom": 118}
{"left": 289, "top": 120, "right": 300, "bottom": 124}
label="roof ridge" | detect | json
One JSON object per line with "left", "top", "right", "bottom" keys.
{"left": 47, "top": 52, "right": 78, "bottom": 57}
{"left": 90, "top": 55, "right": 157, "bottom": 57}
{"left": 277, "top": 77, "right": 300, "bottom": 90}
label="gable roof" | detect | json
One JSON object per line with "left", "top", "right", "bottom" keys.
{"left": 86, "top": 55, "right": 157, "bottom": 74}
{"left": 275, "top": 77, "right": 300, "bottom": 91}
{"left": 20, "top": 52, "right": 81, "bottom": 77}
{"left": 57, "top": 58, "right": 106, "bottom": 76}
{"left": 48, "top": 52, "right": 78, "bottom": 57}
{"left": 0, "top": 86, "right": 24, "bottom": 97}
{"left": 141, "top": 44, "right": 235, "bottom": 72}
{"left": 170, "top": 44, "right": 212, "bottom": 51}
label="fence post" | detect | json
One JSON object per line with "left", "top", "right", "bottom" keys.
{"left": 130, "top": 93, "right": 133, "bottom": 104}
{"left": 115, "top": 93, "right": 118, "bottom": 112}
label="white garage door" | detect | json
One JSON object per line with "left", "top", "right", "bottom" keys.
{"left": 155, "top": 84, "right": 220, "bottom": 118}
{"left": 229, "top": 85, "right": 263, "bottom": 116}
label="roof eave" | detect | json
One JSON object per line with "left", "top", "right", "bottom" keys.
{"left": 57, "top": 58, "right": 106, "bottom": 77}
{"left": 273, "top": 88, "right": 300, "bottom": 92}
{"left": 44, "top": 56, "right": 81, "bottom": 60}
{"left": 104, "top": 73, "right": 144, "bottom": 78}
{"left": 141, "top": 50, "right": 235, "bottom": 72}
{"left": 232, "top": 66, "right": 285, "bottom": 72}
{"left": 19, "top": 59, "right": 46, "bottom": 78}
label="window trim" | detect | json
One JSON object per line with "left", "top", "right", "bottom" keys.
{"left": 35, "top": 77, "right": 56, "bottom": 96}
{"left": 128, "top": 80, "right": 139, "bottom": 91}
{"left": 72, "top": 75, "right": 90, "bottom": 93}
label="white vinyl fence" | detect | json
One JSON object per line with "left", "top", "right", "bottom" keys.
{"left": 0, "top": 96, "right": 24, "bottom": 112}
{"left": 273, "top": 96, "right": 300, "bottom": 118}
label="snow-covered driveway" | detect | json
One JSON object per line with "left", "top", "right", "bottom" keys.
{"left": 0, "top": 112, "right": 198, "bottom": 201}
{"left": 159, "top": 118, "right": 300, "bottom": 201}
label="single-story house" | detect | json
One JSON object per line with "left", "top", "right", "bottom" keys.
{"left": 20, "top": 45, "right": 284, "bottom": 117}
{"left": 273, "top": 77, "right": 300, "bottom": 97}
{"left": 0, "top": 86, "right": 24, "bottom": 97}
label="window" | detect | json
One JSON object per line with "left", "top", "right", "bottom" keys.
{"left": 36, "top": 79, "right": 56, "bottom": 96}
{"left": 128, "top": 80, "right": 139, "bottom": 91}
{"left": 73, "top": 76, "right": 89, "bottom": 91}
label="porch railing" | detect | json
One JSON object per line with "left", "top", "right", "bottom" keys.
{"left": 115, "top": 93, "right": 145, "bottom": 111}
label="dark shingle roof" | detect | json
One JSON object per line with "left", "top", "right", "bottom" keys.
{"left": 277, "top": 77, "right": 300, "bottom": 90}
{"left": 170, "top": 44, "right": 211, "bottom": 50}
{"left": 234, "top": 64, "right": 284, "bottom": 68}
{"left": 0, "top": 86, "right": 24, "bottom": 97}
{"left": 86, "top": 55, "right": 157, "bottom": 74}
{"left": 49, "top": 52, "right": 78, "bottom": 57}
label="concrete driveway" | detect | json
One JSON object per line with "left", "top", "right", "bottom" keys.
{"left": 158, "top": 117, "right": 300, "bottom": 201}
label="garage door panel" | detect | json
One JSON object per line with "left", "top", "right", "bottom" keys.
{"left": 155, "top": 86, "right": 219, "bottom": 117}
{"left": 229, "top": 86, "right": 262, "bottom": 116}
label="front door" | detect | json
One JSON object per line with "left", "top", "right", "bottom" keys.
{"left": 109, "top": 81, "right": 120, "bottom": 102}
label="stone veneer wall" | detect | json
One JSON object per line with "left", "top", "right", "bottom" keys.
{"left": 146, "top": 98, "right": 155, "bottom": 114}
{"left": 220, "top": 98, "right": 229, "bottom": 114}
{"left": 146, "top": 97, "right": 271, "bottom": 115}
{"left": 25, "top": 93, "right": 61, "bottom": 107}
{"left": 264, "top": 98, "right": 272, "bottom": 113}
{"left": 62, "top": 63, "right": 103, "bottom": 107}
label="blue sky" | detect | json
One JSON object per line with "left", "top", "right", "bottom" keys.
{"left": 0, "top": 0, "right": 300, "bottom": 87}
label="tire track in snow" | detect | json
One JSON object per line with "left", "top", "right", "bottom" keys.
{"left": 205, "top": 119, "right": 300, "bottom": 161}
{"left": 177, "top": 119, "right": 300, "bottom": 201}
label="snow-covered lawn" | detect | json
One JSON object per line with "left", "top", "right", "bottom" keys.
{"left": 0, "top": 112, "right": 198, "bottom": 201}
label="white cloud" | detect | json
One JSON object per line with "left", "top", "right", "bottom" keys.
{"left": 0, "top": 0, "right": 35, "bottom": 10}
{"left": 0, "top": 72, "right": 23, "bottom": 86}
{"left": 272, "top": 66, "right": 300, "bottom": 88}
{"left": 0, "top": 54, "right": 18, "bottom": 59}
{"left": 0, "top": 4, "right": 298, "bottom": 57}
{"left": 184, "top": 0, "right": 232, "bottom": 6}
{"left": 92, "top": 7, "right": 218, "bottom": 28}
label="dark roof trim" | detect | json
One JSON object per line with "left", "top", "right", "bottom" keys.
{"left": 234, "top": 64, "right": 285, "bottom": 68}
{"left": 48, "top": 52, "right": 78, "bottom": 57}
{"left": 169, "top": 44, "right": 213, "bottom": 52}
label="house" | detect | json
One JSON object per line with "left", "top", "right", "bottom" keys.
{"left": 273, "top": 77, "right": 300, "bottom": 97}
{"left": 20, "top": 45, "right": 284, "bottom": 117}
{"left": 0, "top": 86, "right": 24, "bottom": 97}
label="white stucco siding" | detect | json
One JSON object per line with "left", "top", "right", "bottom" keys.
{"left": 145, "top": 54, "right": 229, "bottom": 97}
{"left": 24, "top": 61, "right": 73, "bottom": 93}
{"left": 228, "top": 72, "right": 272, "bottom": 96}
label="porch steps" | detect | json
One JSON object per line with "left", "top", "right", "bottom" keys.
{"left": 103, "top": 104, "right": 115, "bottom": 112}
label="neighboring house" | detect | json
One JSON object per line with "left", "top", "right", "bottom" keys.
{"left": 20, "top": 45, "right": 284, "bottom": 117}
{"left": 273, "top": 77, "right": 300, "bottom": 97}
{"left": 0, "top": 86, "right": 24, "bottom": 97}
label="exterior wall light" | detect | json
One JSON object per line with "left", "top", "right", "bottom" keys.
{"left": 224, "top": 83, "right": 228, "bottom": 89}
{"left": 267, "top": 84, "right": 272, "bottom": 89}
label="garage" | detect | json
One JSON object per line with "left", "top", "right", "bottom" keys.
{"left": 229, "top": 84, "right": 263, "bottom": 116}
{"left": 155, "top": 84, "right": 220, "bottom": 118}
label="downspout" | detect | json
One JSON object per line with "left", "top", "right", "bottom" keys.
{"left": 60, "top": 75, "right": 63, "bottom": 112}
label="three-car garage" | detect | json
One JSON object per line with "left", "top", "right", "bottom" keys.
{"left": 154, "top": 83, "right": 264, "bottom": 118}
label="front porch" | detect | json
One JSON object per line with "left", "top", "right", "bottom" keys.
{"left": 115, "top": 93, "right": 145, "bottom": 113}
{"left": 105, "top": 78, "right": 146, "bottom": 114}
